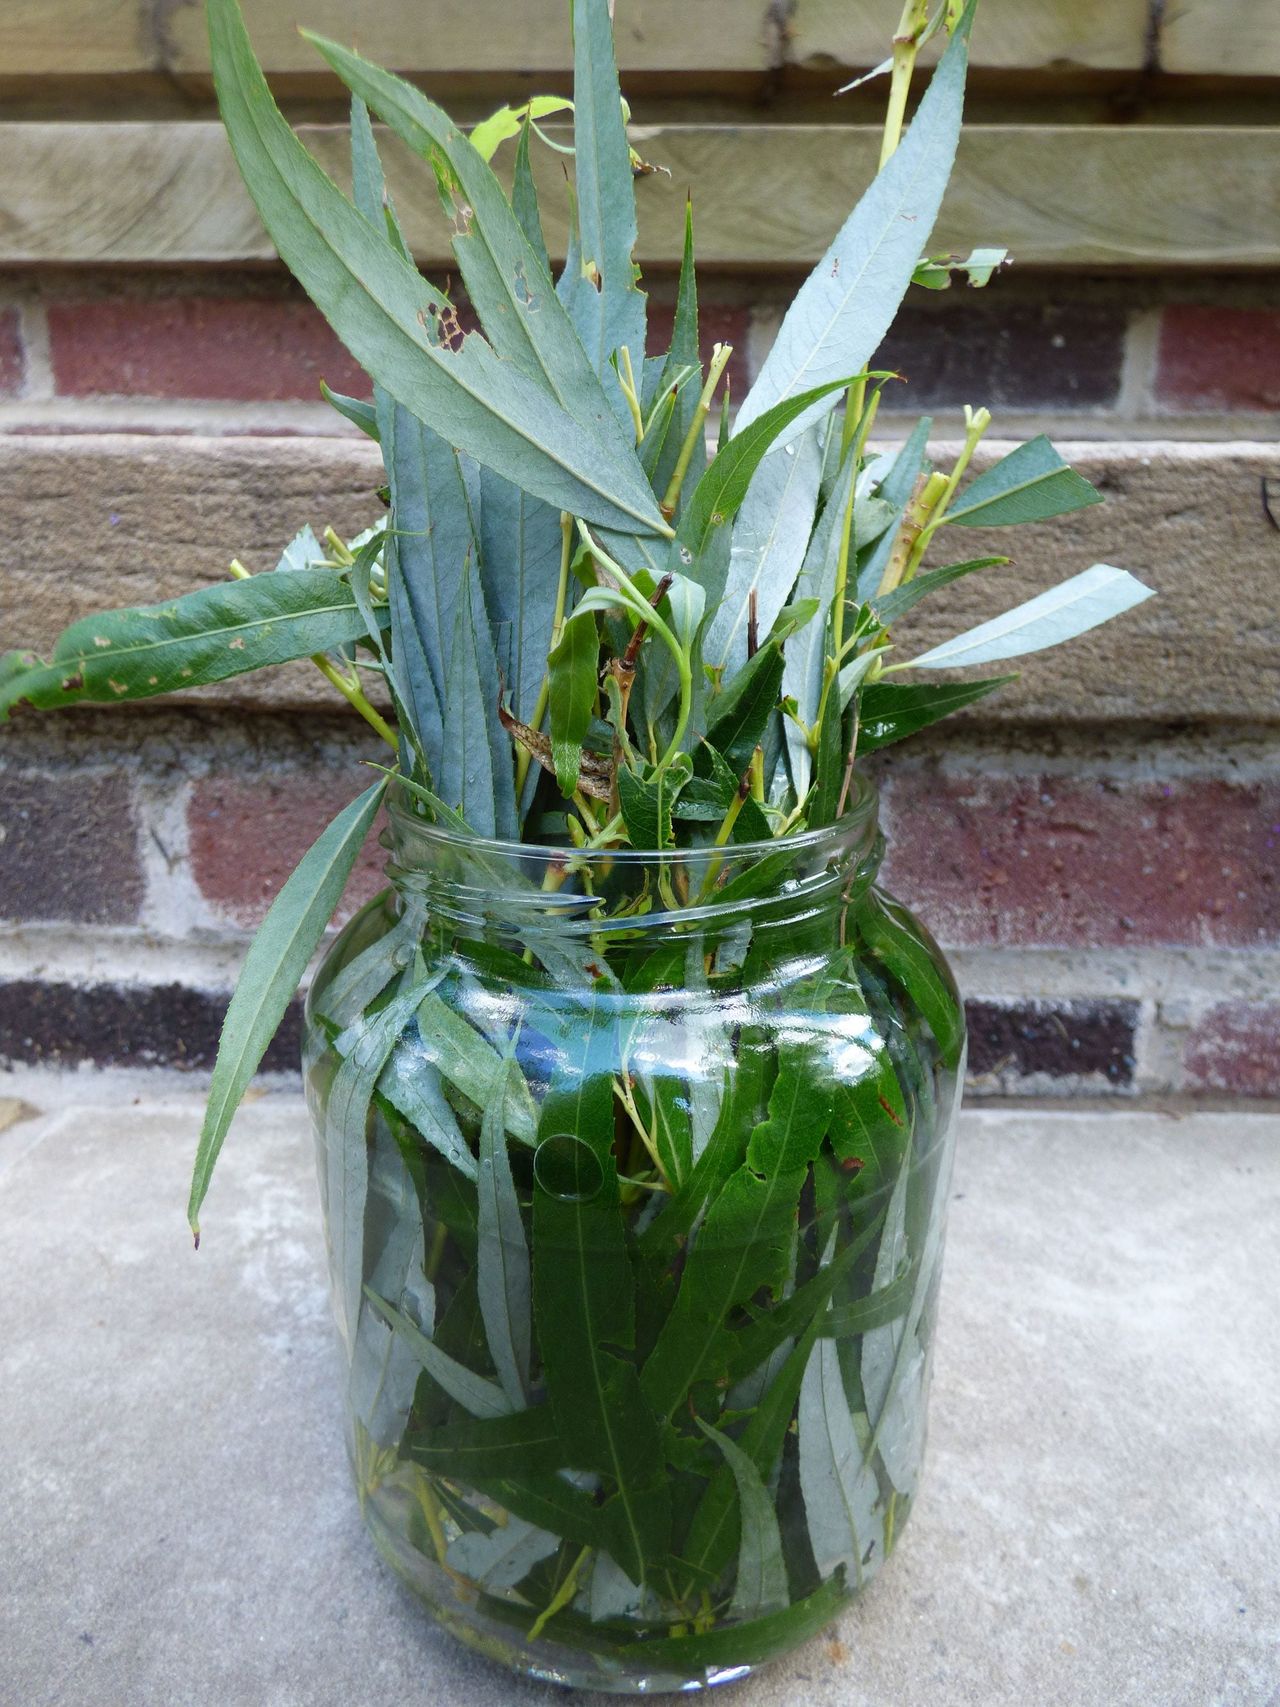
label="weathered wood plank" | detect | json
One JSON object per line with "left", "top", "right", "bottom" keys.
{"left": 1160, "top": 0, "right": 1280, "bottom": 77}
{"left": 0, "top": 0, "right": 1155, "bottom": 79}
{"left": 1, "top": 435, "right": 1276, "bottom": 726}
{"left": 2, "top": 121, "right": 1278, "bottom": 268}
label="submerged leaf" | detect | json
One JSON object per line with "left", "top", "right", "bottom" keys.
{"left": 696, "top": 1421, "right": 789, "bottom": 1620}
{"left": 476, "top": 1059, "right": 533, "bottom": 1407}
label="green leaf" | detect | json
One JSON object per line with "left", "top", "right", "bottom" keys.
{"left": 701, "top": 644, "right": 786, "bottom": 777}
{"left": 677, "top": 375, "right": 865, "bottom": 560}
{"left": 326, "top": 972, "right": 441, "bottom": 1345}
{"left": 905, "top": 564, "right": 1155, "bottom": 669}
{"left": 807, "top": 649, "right": 846, "bottom": 830}
{"left": 440, "top": 553, "right": 516, "bottom": 836}
{"left": 412, "top": 989, "right": 539, "bottom": 1143}
{"left": 470, "top": 95, "right": 574, "bottom": 162}
{"left": 187, "top": 779, "right": 385, "bottom": 1238}
{"left": 547, "top": 609, "right": 601, "bottom": 796}
{"left": 476, "top": 1059, "right": 533, "bottom": 1407}
{"left": 855, "top": 676, "right": 1016, "bottom": 751}
{"left": 855, "top": 414, "right": 933, "bottom": 603}
{"left": 320, "top": 380, "right": 379, "bottom": 440}
{"left": 703, "top": 422, "right": 824, "bottom": 676}
{"left": 532, "top": 1043, "right": 672, "bottom": 1583}
{"left": 405, "top": 1406, "right": 565, "bottom": 1479}
{"left": 734, "top": 13, "right": 972, "bottom": 444}
{"left": 310, "top": 34, "right": 635, "bottom": 452}
{"left": 912, "top": 245, "right": 1008, "bottom": 290}
{"left": 208, "top": 0, "right": 668, "bottom": 536}
{"left": 365, "top": 1288, "right": 513, "bottom": 1419}
{"left": 616, "top": 1576, "right": 848, "bottom": 1669}
{"left": 870, "top": 556, "right": 1008, "bottom": 627}
{"left": 948, "top": 435, "right": 1102, "bottom": 527}
{"left": 562, "top": 0, "right": 647, "bottom": 413}
{"left": 695, "top": 1422, "right": 789, "bottom": 1620}
{"left": 617, "top": 759, "right": 688, "bottom": 851}
{"left": 479, "top": 470, "right": 564, "bottom": 727}
{"left": 858, "top": 894, "right": 964, "bottom": 1069}
{"left": 0, "top": 571, "right": 376, "bottom": 722}
{"left": 375, "top": 1050, "right": 478, "bottom": 1181}
{"left": 798, "top": 1331, "right": 884, "bottom": 1588}
{"left": 511, "top": 117, "right": 551, "bottom": 274}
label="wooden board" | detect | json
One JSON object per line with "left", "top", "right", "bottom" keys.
{"left": 2, "top": 434, "right": 1275, "bottom": 726}
{"left": 0, "top": 0, "right": 1157, "bottom": 78}
{"left": 1159, "top": 0, "right": 1280, "bottom": 77}
{"left": 2, "top": 120, "right": 1278, "bottom": 268}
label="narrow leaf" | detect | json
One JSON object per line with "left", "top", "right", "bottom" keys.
{"left": 905, "top": 564, "right": 1155, "bottom": 669}
{"left": 696, "top": 1422, "right": 789, "bottom": 1620}
{"left": 1, "top": 571, "right": 376, "bottom": 721}
{"left": 188, "top": 780, "right": 386, "bottom": 1236}
{"left": 547, "top": 609, "right": 600, "bottom": 796}
{"left": 208, "top": 0, "right": 668, "bottom": 535}
{"left": 855, "top": 676, "right": 1015, "bottom": 750}
{"left": 476, "top": 1059, "right": 533, "bottom": 1407}
{"left": 798, "top": 1333, "right": 884, "bottom": 1588}
{"left": 365, "top": 1289, "right": 512, "bottom": 1419}
{"left": 870, "top": 555, "right": 1008, "bottom": 626}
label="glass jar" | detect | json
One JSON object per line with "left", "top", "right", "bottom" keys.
{"left": 302, "top": 777, "right": 964, "bottom": 1693}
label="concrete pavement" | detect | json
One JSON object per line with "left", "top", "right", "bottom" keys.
{"left": 1, "top": 1080, "right": 1277, "bottom": 1706}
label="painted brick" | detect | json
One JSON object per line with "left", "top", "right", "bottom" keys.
{"left": 645, "top": 302, "right": 751, "bottom": 397}
{"left": 872, "top": 300, "right": 1127, "bottom": 411}
{"left": 965, "top": 998, "right": 1137, "bottom": 1086}
{"left": 47, "top": 296, "right": 370, "bottom": 403}
{"left": 188, "top": 771, "right": 386, "bottom": 928}
{"left": 0, "top": 979, "right": 302, "bottom": 1071}
{"left": 1155, "top": 306, "right": 1280, "bottom": 412}
{"left": 0, "top": 307, "right": 24, "bottom": 397}
{"left": 880, "top": 774, "right": 1279, "bottom": 950}
{"left": 1183, "top": 1002, "right": 1280, "bottom": 1097}
{"left": 0, "top": 770, "right": 144, "bottom": 925}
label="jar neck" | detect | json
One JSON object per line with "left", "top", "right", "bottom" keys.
{"left": 384, "top": 779, "right": 882, "bottom": 968}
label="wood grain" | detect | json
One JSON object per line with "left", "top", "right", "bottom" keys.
{"left": 3, "top": 121, "right": 1278, "bottom": 268}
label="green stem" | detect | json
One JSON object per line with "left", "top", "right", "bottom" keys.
{"left": 528, "top": 1546, "right": 591, "bottom": 1642}
{"left": 831, "top": 387, "right": 882, "bottom": 660}
{"left": 616, "top": 345, "right": 645, "bottom": 443}
{"left": 227, "top": 558, "right": 398, "bottom": 749}
{"left": 661, "top": 342, "right": 733, "bottom": 519}
{"left": 879, "top": 0, "right": 931, "bottom": 170}
{"left": 903, "top": 403, "right": 992, "bottom": 578}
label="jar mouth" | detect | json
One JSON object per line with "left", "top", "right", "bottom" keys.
{"left": 385, "top": 772, "right": 879, "bottom": 871}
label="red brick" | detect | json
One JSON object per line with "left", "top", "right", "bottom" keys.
{"left": 879, "top": 774, "right": 1280, "bottom": 950}
{"left": 645, "top": 303, "right": 750, "bottom": 397}
{"left": 1183, "top": 1002, "right": 1280, "bottom": 1097}
{"left": 0, "top": 308, "right": 24, "bottom": 397}
{"left": 48, "top": 297, "right": 370, "bottom": 403}
{"left": 188, "top": 772, "right": 387, "bottom": 929}
{"left": 0, "top": 770, "right": 143, "bottom": 926}
{"left": 1154, "top": 307, "right": 1280, "bottom": 412}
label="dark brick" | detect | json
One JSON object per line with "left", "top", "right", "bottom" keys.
{"left": 188, "top": 771, "right": 386, "bottom": 928}
{"left": 1183, "top": 1001, "right": 1280, "bottom": 1097}
{"left": 47, "top": 296, "right": 370, "bottom": 403}
{"left": 0, "top": 771, "right": 144, "bottom": 925}
{"left": 872, "top": 300, "right": 1127, "bottom": 411}
{"left": 1155, "top": 307, "right": 1280, "bottom": 412}
{"left": 965, "top": 998, "right": 1137, "bottom": 1086}
{"left": 645, "top": 302, "right": 751, "bottom": 397}
{"left": 0, "top": 307, "right": 24, "bottom": 398}
{"left": 880, "top": 774, "right": 1280, "bottom": 950}
{"left": 0, "top": 979, "right": 303, "bottom": 1072}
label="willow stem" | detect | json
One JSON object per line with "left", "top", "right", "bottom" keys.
{"left": 904, "top": 403, "right": 992, "bottom": 579}
{"left": 227, "top": 558, "right": 398, "bottom": 749}
{"left": 661, "top": 342, "right": 733, "bottom": 518}
{"left": 831, "top": 387, "right": 883, "bottom": 659}
{"left": 880, "top": 0, "right": 931, "bottom": 169}
{"left": 616, "top": 345, "right": 644, "bottom": 443}
{"left": 515, "top": 512, "right": 574, "bottom": 794}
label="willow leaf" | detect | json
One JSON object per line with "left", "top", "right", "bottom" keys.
{"left": 405, "top": 1406, "right": 565, "bottom": 1479}
{"left": 439, "top": 554, "right": 516, "bottom": 837}
{"left": 479, "top": 474, "right": 564, "bottom": 731}
{"left": 187, "top": 780, "right": 385, "bottom": 1238}
{"left": 870, "top": 556, "right": 1008, "bottom": 626}
{"left": 446, "top": 1518, "right": 560, "bottom": 1590}
{"left": 905, "top": 564, "right": 1155, "bottom": 669}
{"left": 208, "top": 0, "right": 667, "bottom": 536}
{"left": 0, "top": 571, "right": 375, "bottom": 722}
{"left": 547, "top": 609, "right": 601, "bottom": 796}
{"left": 476, "top": 1060, "right": 533, "bottom": 1407}
{"left": 947, "top": 434, "right": 1102, "bottom": 527}
{"left": 799, "top": 1332, "right": 884, "bottom": 1587}
{"left": 365, "top": 1289, "right": 512, "bottom": 1420}
{"left": 696, "top": 1422, "right": 789, "bottom": 1620}
{"left": 855, "top": 676, "right": 1015, "bottom": 751}
{"left": 411, "top": 990, "right": 538, "bottom": 1143}
{"left": 327, "top": 973, "right": 442, "bottom": 1347}
{"left": 561, "top": 0, "right": 647, "bottom": 417}
{"left": 734, "top": 10, "right": 972, "bottom": 445}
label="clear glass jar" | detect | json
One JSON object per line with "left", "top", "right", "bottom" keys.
{"left": 302, "top": 778, "right": 964, "bottom": 1693}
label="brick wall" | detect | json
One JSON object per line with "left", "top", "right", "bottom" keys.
{"left": 1, "top": 263, "right": 1277, "bottom": 1099}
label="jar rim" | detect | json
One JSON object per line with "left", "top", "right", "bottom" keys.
{"left": 385, "top": 771, "right": 878, "bottom": 869}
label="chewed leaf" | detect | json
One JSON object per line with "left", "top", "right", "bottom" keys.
{"left": 905, "top": 564, "right": 1154, "bottom": 668}
{"left": 447, "top": 1517, "right": 560, "bottom": 1590}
